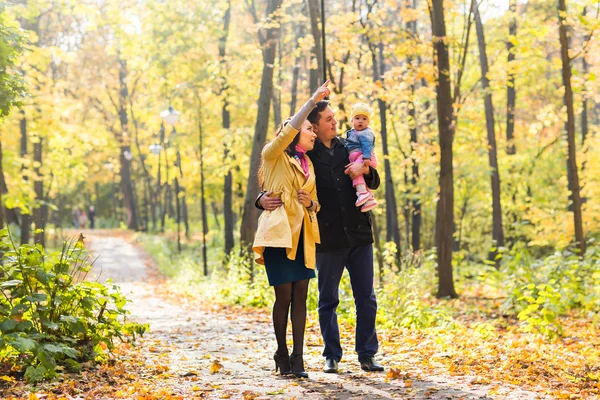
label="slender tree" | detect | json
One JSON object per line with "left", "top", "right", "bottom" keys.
{"left": 557, "top": 0, "right": 585, "bottom": 255}
{"left": 506, "top": 0, "right": 517, "bottom": 155}
{"left": 0, "top": 141, "right": 19, "bottom": 227}
{"left": 117, "top": 57, "right": 139, "bottom": 230}
{"left": 581, "top": 6, "right": 589, "bottom": 147}
{"left": 473, "top": 1, "right": 504, "bottom": 263}
{"left": 408, "top": 0, "right": 421, "bottom": 251}
{"left": 198, "top": 97, "right": 209, "bottom": 276}
{"left": 273, "top": 36, "right": 282, "bottom": 127}
{"left": 33, "top": 135, "right": 44, "bottom": 246}
{"left": 431, "top": 0, "right": 457, "bottom": 298}
{"left": 240, "top": 0, "right": 284, "bottom": 255}
{"left": 307, "top": 0, "right": 324, "bottom": 93}
{"left": 20, "top": 110, "right": 30, "bottom": 244}
{"left": 374, "top": 43, "right": 401, "bottom": 258}
{"left": 289, "top": 5, "right": 306, "bottom": 114}
{"left": 363, "top": 2, "right": 401, "bottom": 258}
{"left": 219, "top": 0, "right": 235, "bottom": 255}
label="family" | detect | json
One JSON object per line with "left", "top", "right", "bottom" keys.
{"left": 252, "top": 81, "right": 384, "bottom": 378}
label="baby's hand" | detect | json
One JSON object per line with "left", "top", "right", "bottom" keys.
{"left": 363, "top": 159, "right": 372, "bottom": 168}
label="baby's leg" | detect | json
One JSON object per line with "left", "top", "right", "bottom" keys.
{"left": 348, "top": 152, "right": 366, "bottom": 189}
{"left": 370, "top": 152, "right": 378, "bottom": 169}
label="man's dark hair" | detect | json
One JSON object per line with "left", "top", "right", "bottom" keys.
{"left": 307, "top": 100, "right": 330, "bottom": 125}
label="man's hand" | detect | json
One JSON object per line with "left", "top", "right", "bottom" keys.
{"left": 345, "top": 162, "right": 370, "bottom": 180}
{"left": 259, "top": 191, "right": 283, "bottom": 211}
{"left": 298, "top": 190, "right": 312, "bottom": 208}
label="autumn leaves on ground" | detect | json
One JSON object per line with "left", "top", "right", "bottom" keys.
{"left": 1, "top": 231, "right": 598, "bottom": 400}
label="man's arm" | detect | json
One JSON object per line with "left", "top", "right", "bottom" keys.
{"left": 255, "top": 191, "right": 266, "bottom": 210}
{"left": 364, "top": 166, "right": 380, "bottom": 190}
{"left": 255, "top": 191, "right": 284, "bottom": 211}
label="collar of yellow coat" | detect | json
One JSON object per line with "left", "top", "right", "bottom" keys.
{"left": 287, "top": 153, "right": 313, "bottom": 186}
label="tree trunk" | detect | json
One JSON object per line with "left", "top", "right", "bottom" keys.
{"left": 473, "top": 2, "right": 504, "bottom": 264}
{"left": 273, "top": 37, "right": 282, "bottom": 127}
{"left": 176, "top": 149, "right": 189, "bottom": 238}
{"left": 211, "top": 202, "right": 222, "bottom": 230}
{"left": 20, "top": 111, "right": 30, "bottom": 244}
{"left": 581, "top": 8, "right": 589, "bottom": 147}
{"left": 307, "top": 0, "right": 324, "bottom": 91}
{"left": 0, "top": 141, "right": 19, "bottom": 227}
{"left": 371, "top": 214, "right": 385, "bottom": 287}
{"left": 130, "top": 100, "right": 155, "bottom": 231}
{"left": 408, "top": 0, "right": 421, "bottom": 252}
{"left": 174, "top": 175, "right": 181, "bottom": 253}
{"left": 199, "top": 100, "right": 209, "bottom": 276}
{"left": 506, "top": 0, "right": 517, "bottom": 155}
{"left": 289, "top": 6, "right": 306, "bottom": 114}
{"left": 161, "top": 144, "right": 170, "bottom": 231}
{"left": 403, "top": 166, "right": 410, "bottom": 250}
{"left": 431, "top": 0, "right": 457, "bottom": 298}
{"left": 117, "top": 58, "right": 138, "bottom": 231}
{"left": 33, "top": 136, "right": 44, "bottom": 246}
{"left": 558, "top": 0, "right": 585, "bottom": 255}
{"left": 158, "top": 124, "right": 165, "bottom": 232}
{"left": 371, "top": 42, "right": 401, "bottom": 259}
{"left": 220, "top": 1, "right": 234, "bottom": 256}
{"left": 240, "top": 0, "right": 284, "bottom": 254}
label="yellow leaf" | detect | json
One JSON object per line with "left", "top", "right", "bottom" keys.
{"left": 385, "top": 368, "right": 403, "bottom": 380}
{"left": 210, "top": 360, "right": 224, "bottom": 374}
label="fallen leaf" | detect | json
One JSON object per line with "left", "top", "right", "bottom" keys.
{"left": 210, "top": 360, "right": 224, "bottom": 374}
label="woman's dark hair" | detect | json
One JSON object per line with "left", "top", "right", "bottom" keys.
{"left": 307, "top": 100, "right": 330, "bottom": 125}
{"left": 285, "top": 130, "right": 301, "bottom": 158}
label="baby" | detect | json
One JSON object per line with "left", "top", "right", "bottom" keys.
{"left": 345, "top": 102, "right": 378, "bottom": 212}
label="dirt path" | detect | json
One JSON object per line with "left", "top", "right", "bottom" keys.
{"left": 86, "top": 231, "right": 544, "bottom": 400}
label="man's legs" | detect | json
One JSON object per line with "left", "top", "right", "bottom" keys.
{"left": 346, "top": 244, "right": 378, "bottom": 360}
{"left": 317, "top": 248, "right": 348, "bottom": 362}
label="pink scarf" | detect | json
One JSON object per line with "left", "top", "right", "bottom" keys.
{"left": 294, "top": 144, "right": 310, "bottom": 180}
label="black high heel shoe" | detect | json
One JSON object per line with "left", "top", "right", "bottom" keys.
{"left": 274, "top": 352, "right": 292, "bottom": 375}
{"left": 289, "top": 354, "right": 308, "bottom": 378}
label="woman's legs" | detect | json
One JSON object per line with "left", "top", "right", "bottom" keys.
{"left": 273, "top": 283, "right": 293, "bottom": 355}
{"left": 290, "top": 279, "right": 310, "bottom": 356}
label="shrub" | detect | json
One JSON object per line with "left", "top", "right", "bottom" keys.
{"left": 0, "top": 230, "right": 146, "bottom": 382}
{"left": 377, "top": 246, "right": 456, "bottom": 329}
{"left": 500, "top": 243, "right": 600, "bottom": 338}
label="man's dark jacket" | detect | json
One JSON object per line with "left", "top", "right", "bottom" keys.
{"left": 307, "top": 137, "right": 380, "bottom": 251}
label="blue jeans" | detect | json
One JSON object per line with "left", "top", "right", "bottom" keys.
{"left": 316, "top": 245, "right": 378, "bottom": 361}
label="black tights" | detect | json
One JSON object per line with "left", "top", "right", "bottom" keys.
{"left": 272, "top": 279, "right": 310, "bottom": 356}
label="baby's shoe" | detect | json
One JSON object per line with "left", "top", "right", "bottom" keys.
{"left": 361, "top": 198, "right": 378, "bottom": 212}
{"left": 356, "top": 191, "right": 372, "bottom": 207}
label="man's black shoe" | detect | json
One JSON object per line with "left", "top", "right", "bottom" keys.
{"left": 323, "top": 358, "right": 339, "bottom": 373}
{"left": 360, "top": 357, "right": 384, "bottom": 372}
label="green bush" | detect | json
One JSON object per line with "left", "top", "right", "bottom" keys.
{"left": 0, "top": 230, "right": 146, "bottom": 382}
{"left": 499, "top": 243, "right": 600, "bottom": 338}
{"left": 377, "top": 248, "right": 456, "bottom": 329}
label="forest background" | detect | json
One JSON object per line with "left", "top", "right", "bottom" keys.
{"left": 1, "top": 0, "right": 600, "bottom": 396}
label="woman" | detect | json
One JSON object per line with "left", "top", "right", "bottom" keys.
{"left": 253, "top": 81, "right": 331, "bottom": 378}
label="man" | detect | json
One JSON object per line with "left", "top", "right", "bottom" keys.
{"left": 88, "top": 206, "right": 96, "bottom": 229}
{"left": 258, "top": 101, "right": 384, "bottom": 373}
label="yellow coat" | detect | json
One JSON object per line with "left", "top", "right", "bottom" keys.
{"left": 253, "top": 124, "right": 321, "bottom": 270}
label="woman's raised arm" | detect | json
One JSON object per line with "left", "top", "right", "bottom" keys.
{"left": 262, "top": 81, "right": 330, "bottom": 160}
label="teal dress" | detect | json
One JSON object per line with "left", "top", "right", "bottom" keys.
{"left": 263, "top": 230, "right": 316, "bottom": 286}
